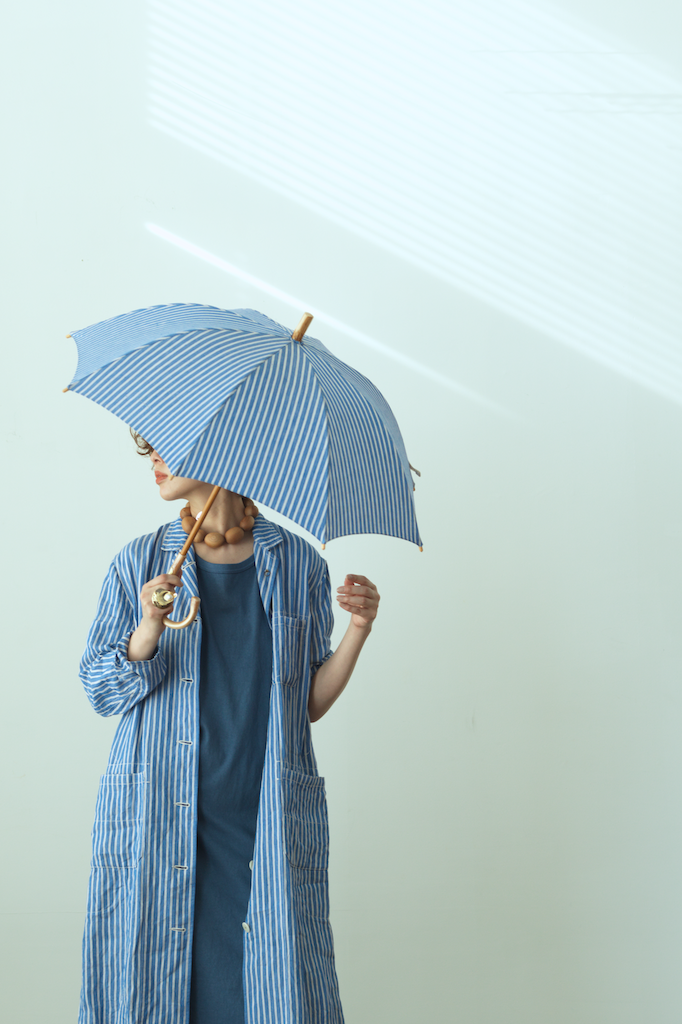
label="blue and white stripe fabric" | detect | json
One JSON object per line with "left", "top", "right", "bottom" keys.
{"left": 67, "top": 304, "right": 422, "bottom": 547}
{"left": 78, "top": 515, "right": 343, "bottom": 1024}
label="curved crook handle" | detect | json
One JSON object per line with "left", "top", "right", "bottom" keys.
{"left": 163, "top": 595, "right": 201, "bottom": 631}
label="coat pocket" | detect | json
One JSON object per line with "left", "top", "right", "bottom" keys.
{"left": 86, "top": 865, "right": 132, "bottom": 917}
{"left": 281, "top": 766, "right": 329, "bottom": 872}
{"left": 273, "top": 614, "right": 308, "bottom": 687}
{"left": 92, "top": 771, "right": 146, "bottom": 869}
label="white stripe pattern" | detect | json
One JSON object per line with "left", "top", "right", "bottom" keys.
{"left": 68, "top": 304, "right": 422, "bottom": 548}
{"left": 79, "top": 515, "right": 343, "bottom": 1023}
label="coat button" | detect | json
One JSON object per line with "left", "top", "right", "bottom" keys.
{"left": 264, "top": 570, "right": 270, "bottom": 577}
{"left": 242, "top": 922, "right": 251, "bottom": 933}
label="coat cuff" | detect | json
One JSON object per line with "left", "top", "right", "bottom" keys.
{"left": 311, "top": 648, "right": 334, "bottom": 676}
{"left": 113, "top": 632, "right": 168, "bottom": 693}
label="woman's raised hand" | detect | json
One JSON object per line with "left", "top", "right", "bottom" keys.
{"left": 140, "top": 572, "right": 184, "bottom": 623}
{"left": 336, "top": 574, "right": 380, "bottom": 631}
{"left": 309, "top": 574, "right": 380, "bottom": 721}
{"left": 128, "top": 571, "right": 183, "bottom": 662}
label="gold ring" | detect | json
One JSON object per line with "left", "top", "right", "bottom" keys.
{"left": 152, "top": 587, "right": 175, "bottom": 609}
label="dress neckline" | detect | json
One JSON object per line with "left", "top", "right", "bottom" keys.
{"left": 195, "top": 553, "right": 256, "bottom": 574}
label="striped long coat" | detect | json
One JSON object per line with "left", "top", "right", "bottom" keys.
{"left": 78, "top": 514, "right": 344, "bottom": 1024}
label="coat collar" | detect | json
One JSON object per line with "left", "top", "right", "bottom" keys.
{"left": 159, "top": 512, "right": 283, "bottom": 624}
{"left": 160, "top": 512, "right": 284, "bottom": 554}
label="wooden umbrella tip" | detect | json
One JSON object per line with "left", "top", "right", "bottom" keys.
{"left": 66, "top": 333, "right": 72, "bottom": 338}
{"left": 419, "top": 545, "right": 424, "bottom": 552}
{"left": 292, "top": 312, "right": 314, "bottom": 342}
{"left": 62, "top": 386, "right": 69, "bottom": 392}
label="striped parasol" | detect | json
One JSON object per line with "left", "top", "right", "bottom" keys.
{"left": 64, "top": 304, "right": 422, "bottom": 549}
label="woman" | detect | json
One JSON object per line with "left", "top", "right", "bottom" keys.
{"left": 78, "top": 439, "right": 380, "bottom": 1024}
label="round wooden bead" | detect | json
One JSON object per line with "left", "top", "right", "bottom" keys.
{"left": 195, "top": 529, "right": 206, "bottom": 543}
{"left": 181, "top": 517, "right": 196, "bottom": 534}
{"left": 239, "top": 515, "right": 255, "bottom": 531}
{"left": 225, "top": 527, "right": 245, "bottom": 545}
{"left": 179, "top": 506, "right": 193, "bottom": 519}
{"left": 204, "top": 531, "right": 226, "bottom": 548}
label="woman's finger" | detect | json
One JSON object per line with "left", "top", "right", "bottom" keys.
{"left": 343, "top": 574, "right": 376, "bottom": 590}
{"left": 336, "top": 585, "right": 378, "bottom": 598}
{"left": 337, "top": 602, "right": 379, "bottom": 618}
{"left": 336, "top": 594, "right": 377, "bottom": 607}
{"left": 156, "top": 573, "right": 183, "bottom": 587}
{"left": 144, "top": 574, "right": 183, "bottom": 591}
{"left": 140, "top": 574, "right": 185, "bottom": 620}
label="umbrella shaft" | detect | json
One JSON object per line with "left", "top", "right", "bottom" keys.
{"left": 170, "top": 484, "right": 222, "bottom": 575}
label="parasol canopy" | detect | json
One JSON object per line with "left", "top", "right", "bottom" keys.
{"left": 65, "top": 304, "right": 422, "bottom": 548}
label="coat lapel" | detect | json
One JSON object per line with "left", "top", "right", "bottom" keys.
{"left": 252, "top": 516, "right": 283, "bottom": 624}
{"left": 160, "top": 513, "right": 283, "bottom": 624}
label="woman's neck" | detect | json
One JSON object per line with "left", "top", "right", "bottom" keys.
{"left": 188, "top": 487, "right": 244, "bottom": 534}
{"left": 187, "top": 487, "right": 255, "bottom": 564}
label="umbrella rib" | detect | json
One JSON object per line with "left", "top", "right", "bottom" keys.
{"left": 67, "top": 303, "right": 422, "bottom": 548}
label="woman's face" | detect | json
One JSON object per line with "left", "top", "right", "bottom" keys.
{"left": 150, "top": 449, "right": 202, "bottom": 502}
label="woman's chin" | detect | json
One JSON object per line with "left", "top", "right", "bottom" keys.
{"left": 158, "top": 481, "right": 183, "bottom": 501}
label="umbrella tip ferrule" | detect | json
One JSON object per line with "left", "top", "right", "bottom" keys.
{"left": 419, "top": 545, "right": 423, "bottom": 553}
{"left": 62, "top": 386, "right": 69, "bottom": 392}
{"left": 292, "top": 313, "right": 314, "bottom": 342}
{"left": 66, "top": 333, "right": 72, "bottom": 338}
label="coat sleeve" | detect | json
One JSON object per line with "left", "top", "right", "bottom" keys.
{"left": 309, "top": 561, "right": 334, "bottom": 676}
{"left": 79, "top": 558, "right": 168, "bottom": 718}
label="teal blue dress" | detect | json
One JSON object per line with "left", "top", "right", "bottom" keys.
{"left": 189, "top": 554, "right": 273, "bottom": 1024}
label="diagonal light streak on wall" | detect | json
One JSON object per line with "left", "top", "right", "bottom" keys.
{"left": 148, "top": 1, "right": 677, "bottom": 288}
{"left": 144, "top": 221, "right": 505, "bottom": 413}
{"left": 148, "top": 50, "right": 677, "bottom": 275}
{"left": 148, "top": 0, "right": 682, "bottom": 402}
{"left": 148, "top": 9, "right": 673, "bottom": 241}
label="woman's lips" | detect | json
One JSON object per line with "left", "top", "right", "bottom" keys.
{"left": 155, "top": 474, "right": 167, "bottom": 484}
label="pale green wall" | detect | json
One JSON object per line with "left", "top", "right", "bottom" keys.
{"left": 2, "top": 1, "right": 682, "bottom": 1021}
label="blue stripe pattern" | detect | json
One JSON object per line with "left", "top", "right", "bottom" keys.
{"left": 78, "top": 515, "right": 342, "bottom": 1024}
{"left": 67, "top": 304, "right": 422, "bottom": 547}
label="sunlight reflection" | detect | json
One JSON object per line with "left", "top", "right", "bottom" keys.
{"left": 145, "top": 222, "right": 506, "bottom": 413}
{"left": 148, "top": 0, "right": 682, "bottom": 400}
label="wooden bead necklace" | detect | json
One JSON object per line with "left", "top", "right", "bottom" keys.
{"left": 179, "top": 499, "right": 259, "bottom": 549}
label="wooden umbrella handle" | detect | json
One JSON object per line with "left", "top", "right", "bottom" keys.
{"left": 163, "top": 595, "right": 201, "bottom": 630}
{"left": 170, "top": 484, "right": 222, "bottom": 575}
{"left": 162, "top": 483, "right": 222, "bottom": 629}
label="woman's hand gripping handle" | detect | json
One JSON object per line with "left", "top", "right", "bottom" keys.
{"left": 127, "top": 571, "right": 184, "bottom": 662}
